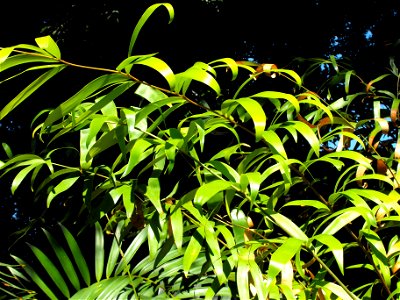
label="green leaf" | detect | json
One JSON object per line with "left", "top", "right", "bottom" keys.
{"left": 47, "top": 176, "right": 80, "bottom": 207}
{"left": 116, "top": 53, "right": 158, "bottom": 71}
{"left": 44, "top": 74, "right": 128, "bottom": 127}
{"left": 231, "top": 209, "right": 248, "bottom": 246}
{"left": 274, "top": 68, "right": 302, "bottom": 86}
{"left": 251, "top": 91, "right": 300, "bottom": 114}
{"left": 0, "top": 47, "right": 14, "bottom": 64}
{"left": 267, "top": 238, "right": 302, "bottom": 288}
{"left": 170, "top": 205, "right": 183, "bottom": 250}
{"left": 42, "top": 228, "right": 81, "bottom": 291}
{"left": 128, "top": 3, "right": 174, "bottom": 56}
{"left": 134, "top": 57, "right": 175, "bottom": 90}
{"left": 176, "top": 67, "right": 221, "bottom": 96}
{"left": 282, "top": 200, "right": 330, "bottom": 211}
{"left": 0, "top": 54, "right": 57, "bottom": 73}
{"left": 203, "top": 222, "right": 226, "bottom": 285}
{"left": 59, "top": 223, "right": 90, "bottom": 286}
{"left": 106, "top": 222, "right": 123, "bottom": 278}
{"left": 209, "top": 58, "right": 239, "bottom": 80}
{"left": 313, "top": 234, "right": 344, "bottom": 275}
{"left": 222, "top": 97, "right": 267, "bottom": 141}
{"left": 0, "top": 65, "right": 66, "bottom": 120}
{"left": 183, "top": 227, "right": 204, "bottom": 277}
{"left": 115, "top": 228, "right": 148, "bottom": 275}
{"left": 12, "top": 256, "right": 58, "bottom": 300}
{"left": 194, "top": 180, "right": 233, "bottom": 207}
{"left": 87, "top": 125, "right": 127, "bottom": 160}
{"left": 95, "top": 222, "right": 104, "bottom": 282}
{"left": 1, "top": 143, "right": 14, "bottom": 158}
{"left": 267, "top": 210, "right": 308, "bottom": 241}
{"left": 361, "top": 229, "right": 391, "bottom": 287}
{"left": 121, "top": 139, "right": 153, "bottom": 178}
{"left": 35, "top": 36, "right": 61, "bottom": 59}
{"left": 262, "top": 130, "right": 287, "bottom": 159}
{"left": 283, "top": 121, "right": 320, "bottom": 157}
{"left": 322, "top": 207, "right": 374, "bottom": 235}
{"left": 319, "top": 281, "right": 355, "bottom": 300}
{"left": 28, "top": 243, "right": 70, "bottom": 298}
{"left": 11, "top": 164, "right": 40, "bottom": 195}
{"left": 237, "top": 248, "right": 250, "bottom": 300}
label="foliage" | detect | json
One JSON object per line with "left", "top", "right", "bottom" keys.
{"left": 1, "top": 3, "right": 400, "bottom": 299}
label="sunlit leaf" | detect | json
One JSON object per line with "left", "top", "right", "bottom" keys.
{"left": 194, "top": 180, "right": 233, "bottom": 207}
{"left": 0, "top": 47, "right": 14, "bottom": 64}
{"left": 59, "top": 223, "right": 90, "bottom": 286}
{"left": 44, "top": 74, "right": 128, "bottom": 127}
{"left": 262, "top": 130, "right": 287, "bottom": 159}
{"left": 28, "top": 243, "right": 70, "bottom": 298}
{"left": 313, "top": 234, "right": 344, "bottom": 275}
{"left": 42, "top": 228, "right": 81, "bottom": 291}
{"left": 266, "top": 238, "right": 302, "bottom": 289}
{"left": 35, "top": 36, "right": 61, "bottom": 59}
{"left": 128, "top": 3, "right": 174, "bottom": 56}
{"left": 183, "top": 227, "right": 204, "bottom": 277}
{"left": 95, "top": 222, "right": 104, "bottom": 282}
{"left": 222, "top": 97, "right": 267, "bottom": 141}
{"left": 0, "top": 65, "right": 66, "bottom": 120}
{"left": 47, "top": 176, "right": 80, "bottom": 207}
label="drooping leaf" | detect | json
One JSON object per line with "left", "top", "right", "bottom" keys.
{"left": 12, "top": 256, "right": 58, "bottom": 300}
{"left": 313, "top": 234, "right": 344, "bottom": 275}
{"left": 42, "top": 228, "right": 81, "bottom": 291}
{"left": 59, "top": 223, "right": 90, "bottom": 286}
{"left": 35, "top": 36, "right": 61, "bottom": 59}
{"left": 44, "top": 74, "right": 129, "bottom": 127}
{"left": 194, "top": 180, "right": 233, "bottom": 207}
{"left": 0, "top": 65, "right": 66, "bottom": 120}
{"left": 28, "top": 243, "right": 70, "bottom": 298}
{"left": 222, "top": 97, "right": 267, "bottom": 141}
{"left": 128, "top": 3, "right": 174, "bottom": 56}
{"left": 47, "top": 176, "right": 80, "bottom": 207}
{"left": 266, "top": 238, "right": 303, "bottom": 290}
{"left": 183, "top": 227, "right": 204, "bottom": 277}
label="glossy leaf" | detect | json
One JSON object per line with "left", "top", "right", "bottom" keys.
{"left": 0, "top": 65, "right": 66, "bottom": 120}
{"left": 183, "top": 227, "right": 204, "bottom": 277}
{"left": 313, "top": 234, "right": 344, "bottom": 275}
{"left": 194, "top": 180, "right": 233, "bottom": 207}
{"left": 42, "top": 229, "right": 81, "bottom": 291}
{"left": 47, "top": 176, "right": 80, "bottom": 207}
{"left": 44, "top": 74, "right": 128, "bottom": 127}
{"left": 28, "top": 243, "right": 70, "bottom": 298}
{"left": 267, "top": 238, "right": 302, "bottom": 288}
{"left": 128, "top": 3, "right": 174, "bottom": 56}
{"left": 35, "top": 36, "right": 61, "bottom": 59}
{"left": 12, "top": 256, "right": 58, "bottom": 300}
{"left": 222, "top": 97, "right": 266, "bottom": 141}
{"left": 59, "top": 224, "right": 90, "bottom": 286}
{"left": 95, "top": 222, "right": 105, "bottom": 282}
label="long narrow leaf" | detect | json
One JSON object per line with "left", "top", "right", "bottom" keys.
{"left": 95, "top": 222, "right": 104, "bottom": 282}
{"left": 128, "top": 3, "right": 174, "bottom": 56}
{"left": 0, "top": 66, "right": 66, "bottom": 120}
{"left": 59, "top": 223, "right": 90, "bottom": 286}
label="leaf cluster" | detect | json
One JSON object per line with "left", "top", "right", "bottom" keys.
{"left": 1, "top": 3, "right": 400, "bottom": 300}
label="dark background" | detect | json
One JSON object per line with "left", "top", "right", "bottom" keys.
{"left": 0, "top": 0, "right": 399, "bottom": 260}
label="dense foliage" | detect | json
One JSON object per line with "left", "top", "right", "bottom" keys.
{"left": 1, "top": 3, "right": 400, "bottom": 299}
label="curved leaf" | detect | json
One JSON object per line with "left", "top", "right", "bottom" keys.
{"left": 128, "top": 3, "right": 174, "bottom": 56}
{"left": 35, "top": 36, "right": 61, "bottom": 59}
{"left": 0, "top": 65, "right": 66, "bottom": 120}
{"left": 194, "top": 180, "right": 233, "bottom": 207}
